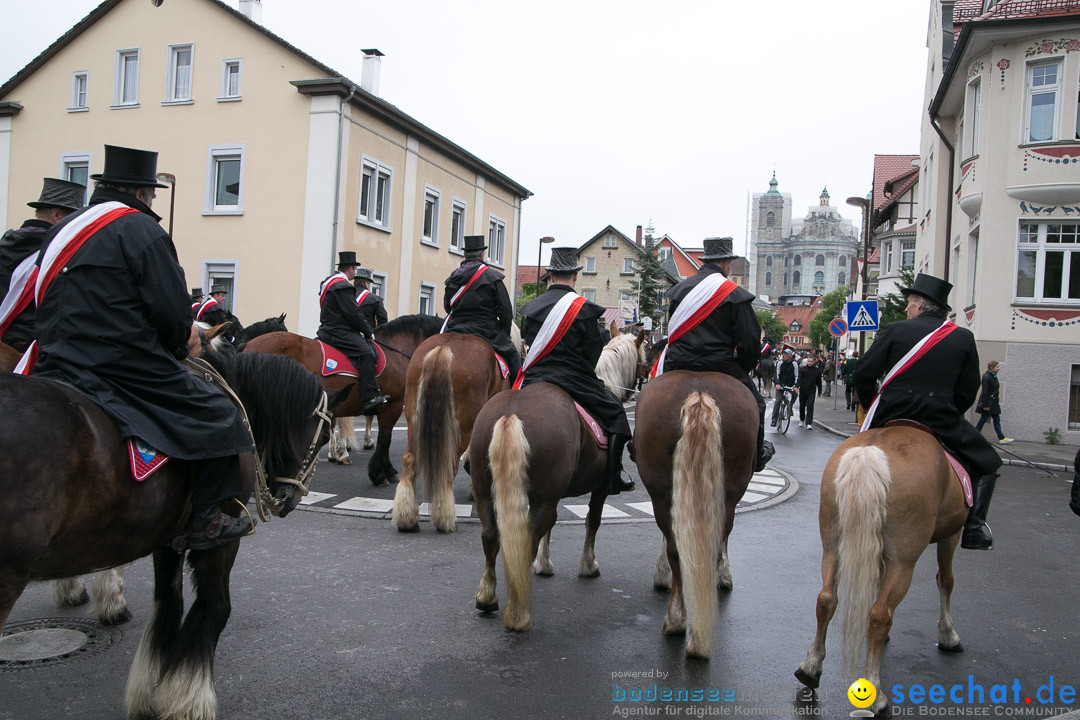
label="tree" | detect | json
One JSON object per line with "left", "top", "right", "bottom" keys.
{"left": 807, "top": 285, "right": 850, "bottom": 350}
{"left": 878, "top": 268, "right": 914, "bottom": 331}
{"left": 755, "top": 308, "right": 787, "bottom": 348}
{"left": 630, "top": 222, "right": 667, "bottom": 323}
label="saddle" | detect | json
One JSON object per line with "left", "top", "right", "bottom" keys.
{"left": 882, "top": 419, "right": 972, "bottom": 507}
{"left": 575, "top": 402, "right": 608, "bottom": 450}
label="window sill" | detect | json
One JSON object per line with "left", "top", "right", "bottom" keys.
{"left": 449, "top": 247, "right": 464, "bottom": 256}
{"left": 582, "top": 271, "right": 596, "bottom": 275}
{"left": 1011, "top": 301, "right": 1080, "bottom": 308}
{"left": 110, "top": 103, "right": 140, "bottom": 110}
{"left": 420, "top": 239, "right": 439, "bottom": 249}
{"left": 217, "top": 96, "right": 242, "bottom": 103}
{"left": 619, "top": 272, "right": 634, "bottom": 276}
{"left": 161, "top": 99, "right": 194, "bottom": 106}
{"left": 356, "top": 219, "right": 392, "bottom": 234}
{"left": 202, "top": 209, "right": 244, "bottom": 216}
{"left": 486, "top": 260, "right": 506, "bottom": 270}
{"left": 1018, "top": 140, "right": 1080, "bottom": 149}
{"left": 67, "top": 107, "right": 89, "bottom": 113}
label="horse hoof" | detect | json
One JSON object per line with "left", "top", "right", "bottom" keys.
{"left": 653, "top": 582, "right": 671, "bottom": 593}
{"left": 388, "top": 474, "right": 400, "bottom": 484}
{"left": 475, "top": 598, "right": 499, "bottom": 613}
{"left": 396, "top": 523, "right": 420, "bottom": 533}
{"left": 327, "top": 456, "right": 338, "bottom": 465}
{"left": 340, "top": 457, "right": 352, "bottom": 466}
{"left": 661, "top": 622, "right": 686, "bottom": 637}
{"left": 718, "top": 578, "right": 733, "bottom": 592}
{"left": 938, "top": 641, "right": 963, "bottom": 654}
{"left": 60, "top": 588, "right": 90, "bottom": 607}
{"left": 372, "top": 479, "right": 389, "bottom": 488}
{"left": 101, "top": 607, "right": 133, "bottom": 626}
{"left": 794, "top": 667, "right": 821, "bottom": 689}
{"left": 363, "top": 441, "right": 375, "bottom": 450}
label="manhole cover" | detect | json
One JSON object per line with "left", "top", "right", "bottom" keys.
{"left": 0, "top": 618, "right": 121, "bottom": 671}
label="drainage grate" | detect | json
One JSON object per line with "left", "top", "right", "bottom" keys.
{"left": 0, "top": 618, "right": 122, "bottom": 671}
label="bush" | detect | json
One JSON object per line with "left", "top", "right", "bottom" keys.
{"left": 1044, "top": 427, "right": 1062, "bottom": 445}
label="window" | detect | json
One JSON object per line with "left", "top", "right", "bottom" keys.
{"left": 203, "top": 261, "right": 236, "bottom": 312}
{"left": 1070, "top": 365, "right": 1080, "bottom": 430}
{"left": 421, "top": 185, "right": 440, "bottom": 246}
{"left": 220, "top": 59, "right": 242, "bottom": 100}
{"left": 793, "top": 270, "right": 801, "bottom": 285}
{"left": 60, "top": 152, "right": 91, "bottom": 204}
{"left": 487, "top": 214, "right": 506, "bottom": 266}
{"left": 790, "top": 321, "right": 801, "bottom": 332}
{"left": 784, "top": 256, "right": 789, "bottom": 267}
{"left": 582, "top": 289, "right": 596, "bottom": 302}
{"left": 585, "top": 257, "right": 596, "bottom": 273}
{"left": 884, "top": 243, "right": 894, "bottom": 274}
{"left": 370, "top": 271, "right": 387, "bottom": 299}
{"left": 1026, "top": 59, "right": 1062, "bottom": 143}
{"left": 901, "top": 241, "right": 916, "bottom": 271}
{"left": 838, "top": 254, "right": 847, "bottom": 268}
{"left": 968, "top": 231, "right": 980, "bottom": 307}
{"left": 658, "top": 247, "right": 671, "bottom": 261}
{"left": 418, "top": 283, "right": 436, "bottom": 315}
{"left": 838, "top": 271, "right": 846, "bottom": 286}
{"left": 766, "top": 211, "right": 775, "bottom": 228}
{"left": 815, "top": 254, "right": 825, "bottom": 266}
{"left": 359, "top": 155, "right": 392, "bottom": 228}
{"left": 815, "top": 271, "right": 824, "bottom": 284}
{"left": 448, "top": 198, "right": 466, "bottom": 252}
{"left": 622, "top": 257, "right": 634, "bottom": 274}
{"left": 963, "top": 79, "right": 981, "bottom": 158}
{"left": 166, "top": 44, "right": 193, "bottom": 103}
{"left": 794, "top": 254, "right": 802, "bottom": 266}
{"left": 1015, "top": 222, "right": 1080, "bottom": 303}
{"left": 765, "top": 271, "right": 772, "bottom": 285}
{"left": 784, "top": 272, "right": 789, "bottom": 286}
{"left": 113, "top": 49, "right": 139, "bottom": 106}
{"left": 204, "top": 144, "right": 244, "bottom": 214}
{"left": 766, "top": 256, "right": 773, "bottom": 267}
{"left": 70, "top": 71, "right": 88, "bottom": 111}
{"left": 603, "top": 236, "right": 617, "bottom": 249}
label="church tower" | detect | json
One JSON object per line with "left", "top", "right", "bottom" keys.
{"left": 753, "top": 172, "right": 787, "bottom": 300}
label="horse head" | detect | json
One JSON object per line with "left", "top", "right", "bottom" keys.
{"left": 188, "top": 322, "right": 231, "bottom": 358}
{"left": 634, "top": 330, "right": 649, "bottom": 381}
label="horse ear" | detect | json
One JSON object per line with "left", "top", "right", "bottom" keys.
{"left": 609, "top": 320, "right": 618, "bottom": 337}
{"left": 635, "top": 330, "right": 646, "bottom": 347}
{"left": 327, "top": 386, "right": 353, "bottom": 413}
{"left": 208, "top": 322, "right": 230, "bottom": 340}
{"left": 278, "top": 313, "right": 286, "bottom": 321}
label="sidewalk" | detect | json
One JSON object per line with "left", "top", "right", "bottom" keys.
{"left": 806, "top": 392, "right": 1078, "bottom": 473}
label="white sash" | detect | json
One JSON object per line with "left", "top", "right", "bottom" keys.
{"left": 36, "top": 202, "right": 129, "bottom": 303}
{"left": 0, "top": 253, "right": 38, "bottom": 332}
{"left": 520, "top": 291, "right": 582, "bottom": 376}
{"left": 653, "top": 273, "right": 732, "bottom": 378}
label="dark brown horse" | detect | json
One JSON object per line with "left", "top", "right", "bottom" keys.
{"left": 0, "top": 352, "right": 345, "bottom": 719}
{"left": 0, "top": 341, "right": 21, "bottom": 373}
{"left": 242, "top": 314, "right": 442, "bottom": 486}
{"left": 391, "top": 333, "right": 507, "bottom": 533}
{"left": 795, "top": 425, "right": 967, "bottom": 716}
{"left": 633, "top": 370, "right": 757, "bottom": 659}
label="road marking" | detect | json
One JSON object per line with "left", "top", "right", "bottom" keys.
{"left": 563, "top": 504, "right": 630, "bottom": 519}
{"left": 418, "top": 502, "right": 473, "bottom": 518}
{"left": 740, "top": 491, "right": 769, "bottom": 503}
{"left": 300, "top": 491, "right": 336, "bottom": 505}
{"left": 626, "top": 502, "right": 654, "bottom": 516}
{"left": 334, "top": 497, "right": 394, "bottom": 513}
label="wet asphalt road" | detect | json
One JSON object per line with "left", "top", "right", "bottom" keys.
{"left": 2, "top": 414, "right": 1079, "bottom": 720}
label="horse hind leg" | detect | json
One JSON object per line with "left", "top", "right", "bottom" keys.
{"left": 126, "top": 549, "right": 185, "bottom": 720}
{"left": 363, "top": 416, "right": 375, "bottom": 450}
{"left": 532, "top": 530, "right": 554, "bottom": 576}
{"left": 795, "top": 543, "right": 839, "bottom": 690}
{"left": 865, "top": 561, "right": 917, "bottom": 717}
{"left": 717, "top": 537, "right": 733, "bottom": 592}
{"left": 391, "top": 450, "right": 420, "bottom": 531}
{"left": 475, "top": 493, "right": 500, "bottom": 612}
{"left": 936, "top": 531, "right": 963, "bottom": 653}
{"left": 653, "top": 538, "right": 672, "bottom": 591}
{"left": 92, "top": 566, "right": 132, "bottom": 625}
{"left": 577, "top": 489, "right": 605, "bottom": 578}
{"left": 51, "top": 576, "right": 90, "bottom": 608}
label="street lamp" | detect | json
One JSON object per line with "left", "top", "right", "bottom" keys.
{"left": 157, "top": 173, "right": 177, "bottom": 238}
{"left": 846, "top": 194, "right": 872, "bottom": 355}
{"left": 536, "top": 236, "right": 554, "bottom": 294}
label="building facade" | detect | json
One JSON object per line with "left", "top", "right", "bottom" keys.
{"left": 0, "top": 0, "right": 529, "bottom": 336}
{"left": 751, "top": 174, "right": 859, "bottom": 305}
{"left": 920, "top": 0, "right": 1080, "bottom": 442}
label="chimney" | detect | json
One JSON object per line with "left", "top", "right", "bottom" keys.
{"left": 238, "top": 0, "right": 262, "bottom": 24}
{"left": 636, "top": 225, "right": 643, "bottom": 245}
{"left": 360, "top": 49, "right": 384, "bottom": 96}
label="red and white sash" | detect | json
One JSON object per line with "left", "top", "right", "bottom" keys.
{"left": 12, "top": 201, "right": 138, "bottom": 376}
{"left": 512, "top": 291, "right": 587, "bottom": 389}
{"left": 0, "top": 253, "right": 38, "bottom": 338}
{"left": 195, "top": 297, "right": 219, "bottom": 320}
{"left": 440, "top": 264, "right": 488, "bottom": 333}
{"left": 859, "top": 320, "right": 959, "bottom": 432}
{"left": 355, "top": 288, "right": 371, "bottom": 307}
{"left": 650, "top": 274, "right": 738, "bottom": 378}
{"left": 319, "top": 272, "right": 350, "bottom": 307}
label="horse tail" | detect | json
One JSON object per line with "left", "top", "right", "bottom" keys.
{"left": 415, "top": 345, "right": 460, "bottom": 532}
{"left": 489, "top": 413, "right": 532, "bottom": 631}
{"left": 834, "top": 444, "right": 891, "bottom": 677}
{"left": 672, "top": 391, "right": 725, "bottom": 659}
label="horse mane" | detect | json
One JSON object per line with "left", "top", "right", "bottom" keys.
{"left": 595, "top": 334, "right": 643, "bottom": 401}
{"left": 375, "top": 313, "right": 443, "bottom": 342}
{"left": 236, "top": 315, "right": 286, "bottom": 344}
{"left": 201, "top": 351, "right": 324, "bottom": 480}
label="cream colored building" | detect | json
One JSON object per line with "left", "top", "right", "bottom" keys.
{"left": 0, "top": 0, "right": 530, "bottom": 336}
{"left": 920, "top": 0, "right": 1080, "bottom": 442}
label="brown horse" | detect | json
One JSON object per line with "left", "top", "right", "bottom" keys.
{"left": 391, "top": 333, "right": 507, "bottom": 533}
{"left": 0, "top": 351, "right": 344, "bottom": 719}
{"left": 633, "top": 370, "right": 757, "bottom": 659}
{"left": 0, "top": 341, "right": 21, "bottom": 373}
{"left": 242, "top": 314, "right": 442, "bottom": 486}
{"left": 795, "top": 424, "right": 967, "bottom": 716}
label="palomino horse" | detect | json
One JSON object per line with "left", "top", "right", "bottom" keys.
{"left": 633, "top": 371, "right": 757, "bottom": 659}
{"left": 0, "top": 351, "right": 345, "bottom": 720}
{"left": 469, "top": 334, "right": 646, "bottom": 631}
{"left": 594, "top": 331, "right": 647, "bottom": 402}
{"left": 243, "top": 314, "right": 443, "bottom": 486}
{"left": 391, "top": 333, "right": 507, "bottom": 533}
{"left": 795, "top": 424, "right": 967, "bottom": 717}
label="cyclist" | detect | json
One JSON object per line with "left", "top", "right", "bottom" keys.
{"left": 771, "top": 348, "right": 799, "bottom": 427}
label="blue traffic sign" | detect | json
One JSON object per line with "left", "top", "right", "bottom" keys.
{"left": 846, "top": 300, "right": 880, "bottom": 332}
{"left": 829, "top": 317, "right": 847, "bottom": 337}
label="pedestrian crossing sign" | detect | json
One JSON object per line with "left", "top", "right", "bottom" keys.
{"left": 846, "top": 300, "right": 879, "bottom": 331}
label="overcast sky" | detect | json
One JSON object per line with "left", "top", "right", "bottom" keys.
{"left": 1, "top": 0, "right": 930, "bottom": 266}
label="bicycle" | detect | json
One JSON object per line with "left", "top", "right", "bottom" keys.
{"left": 773, "top": 386, "right": 796, "bottom": 435}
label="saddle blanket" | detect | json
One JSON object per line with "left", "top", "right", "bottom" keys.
{"left": 318, "top": 341, "right": 359, "bottom": 377}
{"left": 945, "top": 451, "right": 973, "bottom": 508}
{"left": 374, "top": 344, "right": 386, "bottom": 377}
{"left": 494, "top": 352, "right": 508, "bottom": 379}
{"left": 575, "top": 402, "right": 607, "bottom": 450}
{"left": 127, "top": 438, "right": 170, "bottom": 481}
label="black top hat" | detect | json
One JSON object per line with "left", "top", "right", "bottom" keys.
{"left": 337, "top": 251, "right": 362, "bottom": 268}
{"left": 463, "top": 235, "right": 487, "bottom": 252}
{"left": 191, "top": 287, "right": 204, "bottom": 298}
{"left": 210, "top": 285, "right": 228, "bottom": 295}
{"left": 27, "top": 178, "right": 86, "bottom": 212}
{"left": 355, "top": 267, "right": 374, "bottom": 281}
{"left": 899, "top": 273, "right": 952, "bottom": 311}
{"left": 546, "top": 247, "right": 583, "bottom": 273}
{"left": 699, "top": 237, "right": 741, "bottom": 261}
{"left": 90, "top": 145, "right": 169, "bottom": 188}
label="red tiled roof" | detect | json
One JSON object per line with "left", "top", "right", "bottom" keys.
{"left": 658, "top": 237, "right": 701, "bottom": 278}
{"left": 872, "top": 154, "right": 919, "bottom": 214}
{"left": 774, "top": 304, "right": 822, "bottom": 343}
{"left": 516, "top": 266, "right": 541, "bottom": 294}
{"left": 954, "top": 0, "right": 1080, "bottom": 25}
{"left": 868, "top": 247, "right": 881, "bottom": 263}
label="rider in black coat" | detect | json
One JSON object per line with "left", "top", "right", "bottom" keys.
{"left": 443, "top": 235, "right": 521, "bottom": 380}
{"left": 663, "top": 237, "right": 774, "bottom": 472}
{"left": 317, "top": 251, "right": 388, "bottom": 415}
{"left": 353, "top": 267, "right": 388, "bottom": 330}
{"left": 854, "top": 273, "right": 1002, "bottom": 550}
{"left": 518, "top": 247, "right": 633, "bottom": 494}
{"left": 32, "top": 146, "right": 253, "bottom": 549}
{"left": 0, "top": 178, "right": 85, "bottom": 351}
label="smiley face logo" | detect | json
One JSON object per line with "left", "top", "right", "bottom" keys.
{"left": 847, "top": 678, "right": 877, "bottom": 709}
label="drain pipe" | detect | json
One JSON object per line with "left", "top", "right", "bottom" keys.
{"left": 330, "top": 81, "right": 358, "bottom": 272}
{"left": 929, "top": 111, "right": 956, "bottom": 283}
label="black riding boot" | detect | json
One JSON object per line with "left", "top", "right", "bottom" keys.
{"left": 605, "top": 433, "right": 634, "bottom": 495}
{"left": 185, "top": 455, "right": 253, "bottom": 550}
{"left": 756, "top": 413, "right": 775, "bottom": 473}
{"left": 354, "top": 353, "right": 390, "bottom": 415}
{"left": 961, "top": 472, "right": 998, "bottom": 550}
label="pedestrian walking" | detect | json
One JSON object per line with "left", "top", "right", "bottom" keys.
{"left": 843, "top": 351, "right": 859, "bottom": 410}
{"left": 821, "top": 354, "right": 834, "bottom": 397}
{"left": 797, "top": 355, "right": 822, "bottom": 428}
{"left": 974, "top": 360, "right": 1013, "bottom": 444}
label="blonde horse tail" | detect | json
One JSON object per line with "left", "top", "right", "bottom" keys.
{"left": 672, "top": 391, "right": 725, "bottom": 659}
{"left": 489, "top": 414, "right": 532, "bottom": 631}
{"left": 415, "top": 345, "right": 460, "bottom": 532}
{"left": 834, "top": 444, "right": 891, "bottom": 677}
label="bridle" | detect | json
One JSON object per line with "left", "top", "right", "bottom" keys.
{"left": 253, "top": 390, "right": 333, "bottom": 521}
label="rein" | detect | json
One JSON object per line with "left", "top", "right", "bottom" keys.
{"left": 374, "top": 338, "right": 412, "bottom": 360}
{"left": 183, "top": 357, "right": 332, "bottom": 522}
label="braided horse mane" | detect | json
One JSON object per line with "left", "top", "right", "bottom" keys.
{"left": 595, "top": 333, "right": 645, "bottom": 402}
